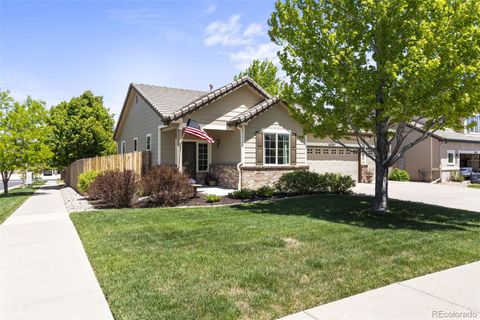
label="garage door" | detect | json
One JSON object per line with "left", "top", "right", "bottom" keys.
{"left": 307, "top": 147, "right": 359, "bottom": 180}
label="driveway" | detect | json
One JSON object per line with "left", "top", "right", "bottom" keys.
{"left": 353, "top": 181, "right": 480, "bottom": 212}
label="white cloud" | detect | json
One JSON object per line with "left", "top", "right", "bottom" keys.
{"left": 230, "top": 42, "right": 280, "bottom": 69}
{"left": 204, "top": 15, "right": 264, "bottom": 47}
{"left": 204, "top": 4, "right": 216, "bottom": 14}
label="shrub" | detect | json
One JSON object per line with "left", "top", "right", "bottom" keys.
{"left": 275, "top": 171, "right": 321, "bottom": 194}
{"left": 88, "top": 170, "right": 137, "bottom": 208}
{"left": 275, "top": 171, "right": 356, "bottom": 194}
{"left": 205, "top": 194, "right": 221, "bottom": 203}
{"left": 255, "top": 185, "right": 275, "bottom": 198}
{"left": 389, "top": 168, "right": 410, "bottom": 181}
{"left": 450, "top": 171, "right": 465, "bottom": 182}
{"left": 77, "top": 171, "right": 101, "bottom": 194}
{"left": 327, "top": 173, "right": 356, "bottom": 194}
{"left": 141, "top": 165, "right": 194, "bottom": 206}
{"left": 228, "top": 188, "right": 256, "bottom": 199}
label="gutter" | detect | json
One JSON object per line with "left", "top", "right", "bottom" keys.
{"left": 236, "top": 125, "right": 245, "bottom": 190}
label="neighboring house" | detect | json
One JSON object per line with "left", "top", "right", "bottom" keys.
{"left": 114, "top": 77, "right": 375, "bottom": 189}
{"left": 395, "top": 115, "right": 480, "bottom": 182}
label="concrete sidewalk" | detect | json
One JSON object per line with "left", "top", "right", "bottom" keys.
{"left": 0, "top": 181, "right": 113, "bottom": 319}
{"left": 280, "top": 261, "right": 480, "bottom": 320}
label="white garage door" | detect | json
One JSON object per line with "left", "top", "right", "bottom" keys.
{"left": 307, "top": 147, "right": 359, "bottom": 180}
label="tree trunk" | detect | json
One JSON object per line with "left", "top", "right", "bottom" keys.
{"left": 373, "top": 161, "right": 388, "bottom": 213}
{"left": 1, "top": 172, "right": 9, "bottom": 196}
{"left": 373, "top": 117, "right": 390, "bottom": 214}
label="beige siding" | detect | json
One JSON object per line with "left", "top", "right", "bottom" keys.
{"left": 160, "top": 128, "right": 177, "bottom": 164}
{"left": 244, "top": 102, "right": 306, "bottom": 166}
{"left": 438, "top": 141, "right": 480, "bottom": 181}
{"left": 116, "top": 93, "right": 163, "bottom": 164}
{"left": 394, "top": 130, "right": 433, "bottom": 181}
{"left": 189, "top": 85, "right": 264, "bottom": 130}
{"left": 211, "top": 130, "right": 241, "bottom": 165}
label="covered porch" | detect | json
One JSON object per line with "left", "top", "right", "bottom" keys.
{"left": 158, "top": 123, "right": 243, "bottom": 189}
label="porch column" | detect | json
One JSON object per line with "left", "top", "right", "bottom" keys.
{"left": 176, "top": 125, "right": 184, "bottom": 172}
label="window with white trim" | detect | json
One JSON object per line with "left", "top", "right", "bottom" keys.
{"left": 121, "top": 141, "right": 126, "bottom": 154}
{"left": 466, "top": 115, "right": 480, "bottom": 134}
{"left": 264, "top": 132, "right": 290, "bottom": 165}
{"left": 133, "top": 138, "right": 138, "bottom": 151}
{"left": 146, "top": 134, "right": 151, "bottom": 151}
{"left": 197, "top": 143, "right": 208, "bottom": 171}
{"left": 447, "top": 150, "right": 455, "bottom": 166}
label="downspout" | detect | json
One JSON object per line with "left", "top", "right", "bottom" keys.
{"left": 236, "top": 125, "right": 245, "bottom": 190}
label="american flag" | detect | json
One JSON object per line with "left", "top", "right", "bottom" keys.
{"left": 184, "top": 119, "right": 214, "bottom": 143}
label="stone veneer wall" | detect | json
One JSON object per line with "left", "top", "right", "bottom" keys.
{"left": 241, "top": 165, "right": 309, "bottom": 189}
{"left": 210, "top": 164, "right": 239, "bottom": 189}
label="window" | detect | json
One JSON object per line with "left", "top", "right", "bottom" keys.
{"left": 133, "top": 138, "right": 138, "bottom": 151}
{"left": 447, "top": 150, "right": 455, "bottom": 166}
{"left": 197, "top": 143, "right": 208, "bottom": 171}
{"left": 120, "top": 141, "right": 126, "bottom": 154}
{"left": 467, "top": 115, "right": 480, "bottom": 134}
{"left": 264, "top": 132, "right": 290, "bottom": 165}
{"left": 146, "top": 134, "right": 151, "bottom": 151}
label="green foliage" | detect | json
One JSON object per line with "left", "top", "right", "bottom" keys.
{"left": 269, "top": 0, "right": 480, "bottom": 211}
{"left": 48, "top": 91, "right": 116, "bottom": 168}
{"left": 256, "top": 185, "right": 275, "bottom": 198}
{"left": 450, "top": 171, "right": 465, "bottom": 183}
{"left": 0, "top": 90, "right": 52, "bottom": 194}
{"left": 228, "top": 189, "right": 256, "bottom": 200}
{"left": 275, "top": 171, "right": 322, "bottom": 194}
{"left": 205, "top": 194, "right": 221, "bottom": 203}
{"left": 234, "top": 59, "right": 285, "bottom": 96}
{"left": 389, "top": 168, "right": 410, "bottom": 181}
{"left": 275, "top": 171, "right": 355, "bottom": 194}
{"left": 77, "top": 171, "right": 102, "bottom": 194}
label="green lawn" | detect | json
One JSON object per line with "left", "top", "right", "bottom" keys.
{"left": 468, "top": 184, "right": 480, "bottom": 189}
{"left": 71, "top": 195, "right": 480, "bottom": 320}
{"left": 0, "top": 181, "right": 45, "bottom": 224}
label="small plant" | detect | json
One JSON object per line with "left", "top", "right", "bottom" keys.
{"left": 141, "top": 165, "right": 194, "bottom": 206}
{"left": 88, "top": 170, "right": 138, "bottom": 208}
{"left": 363, "top": 169, "right": 374, "bottom": 183}
{"left": 77, "top": 171, "right": 102, "bottom": 194}
{"left": 388, "top": 168, "right": 410, "bottom": 181}
{"left": 228, "top": 188, "right": 256, "bottom": 199}
{"left": 255, "top": 185, "right": 275, "bottom": 198}
{"left": 204, "top": 173, "right": 218, "bottom": 186}
{"left": 205, "top": 194, "right": 221, "bottom": 203}
{"left": 449, "top": 171, "right": 465, "bottom": 182}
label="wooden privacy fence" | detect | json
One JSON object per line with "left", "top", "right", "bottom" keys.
{"left": 62, "top": 151, "right": 152, "bottom": 192}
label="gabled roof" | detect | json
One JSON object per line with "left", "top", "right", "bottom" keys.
{"left": 228, "top": 97, "right": 280, "bottom": 125}
{"left": 114, "top": 77, "right": 275, "bottom": 139}
{"left": 432, "top": 130, "right": 480, "bottom": 143}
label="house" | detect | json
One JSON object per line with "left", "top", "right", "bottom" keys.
{"left": 114, "top": 77, "right": 375, "bottom": 189}
{"left": 394, "top": 116, "right": 480, "bottom": 182}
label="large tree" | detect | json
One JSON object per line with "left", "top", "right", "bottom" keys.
{"left": 269, "top": 0, "right": 480, "bottom": 213}
{"left": 0, "top": 91, "right": 52, "bottom": 194}
{"left": 234, "top": 59, "right": 285, "bottom": 96}
{"left": 48, "top": 91, "right": 116, "bottom": 168}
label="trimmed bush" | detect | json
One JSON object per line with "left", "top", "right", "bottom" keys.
{"left": 388, "top": 168, "right": 410, "bottom": 181}
{"left": 88, "top": 170, "right": 137, "bottom": 208}
{"left": 141, "top": 165, "right": 194, "bottom": 206}
{"left": 228, "top": 188, "right": 256, "bottom": 199}
{"left": 450, "top": 171, "right": 465, "bottom": 182}
{"left": 255, "top": 185, "right": 275, "bottom": 198}
{"left": 78, "top": 171, "right": 101, "bottom": 194}
{"left": 275, "top": 171, "right": 322, "bottom": 194}
{"left": 275, "top": 171, "right": 356, "bottom": 195}
{"left": 205, "top": 194, "right": 221, "bottom": 203}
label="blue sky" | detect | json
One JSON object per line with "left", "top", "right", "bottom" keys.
{"left": 0, "top": 0, "right": 278, "bottom": 120}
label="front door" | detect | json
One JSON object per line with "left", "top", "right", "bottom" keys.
{"left": 182, "top": 142, "right": 196, "bottom": 180}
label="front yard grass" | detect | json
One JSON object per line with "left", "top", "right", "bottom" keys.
{"left": 71, "top": 195, "right": 480, "bottom": 320}
{"left": 468, "top": 184, "right": 480, "bottom": 189}
{"left": 0, "top": 180, "right": 45, "bottom": 224}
